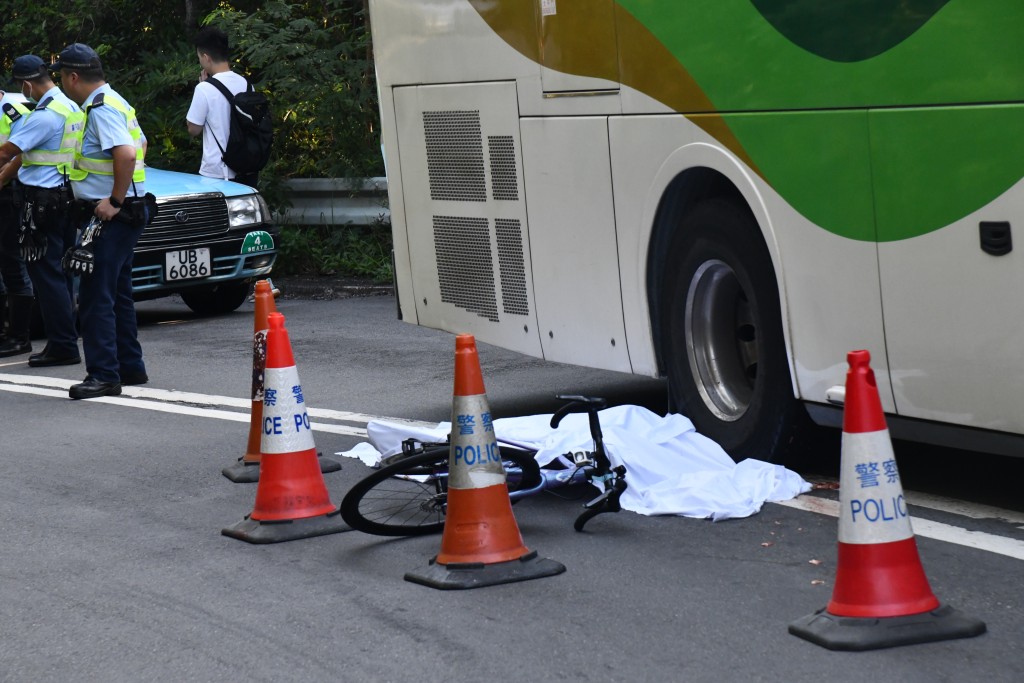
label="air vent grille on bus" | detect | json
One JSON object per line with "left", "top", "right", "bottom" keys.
{"left": 488, "top": 136, "right": 518, "bottom": 201}
{"left": 495, "top": 219, "right": 529, "bottom": 316}
{"left": 433, "top": 215, "right": 499, "bottom": 321}
{"left": 423, "top": 110, "right": 486, "bottom": 202}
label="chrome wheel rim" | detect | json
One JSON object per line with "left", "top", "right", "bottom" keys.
{"left": 684, "top": 259, "right": 757, "bottom": 422}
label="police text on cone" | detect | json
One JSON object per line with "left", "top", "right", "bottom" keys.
{"left": 404, "top": 334, "right": 564, "bottom": 589}
{"left": 221, "top": 312, "right": 348, "bottom": 543}
{"left": 789, "top": 350, "right": 985, "bottom": 650}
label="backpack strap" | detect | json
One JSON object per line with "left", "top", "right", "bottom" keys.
{"left": 206, "top": 76, "right": 235, "bottom": 104}
{"left": 203, "top": 76, "right": 250, "bottom": 171}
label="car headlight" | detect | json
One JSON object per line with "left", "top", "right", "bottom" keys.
{"left": 226, "top": 195, "right": 263, "bottom": 228}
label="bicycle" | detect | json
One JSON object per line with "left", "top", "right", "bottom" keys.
{"left": 339, "top": 395, "right": 628, "bottom": 535}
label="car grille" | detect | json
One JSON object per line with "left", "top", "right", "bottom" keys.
{"left": 137, "top": 195, "right": 230, "bottom": 248}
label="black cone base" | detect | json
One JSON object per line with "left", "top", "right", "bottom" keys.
{"left": 789, "top": 604, "right": 986, "bottom": 651}
{"left": 222, "top": 509, "right": 350, "bottom": 544}
{"left": 404, "top": 551, "right": 566, "bottom": 590}
{"left": 221, "top": 461, "right": 261, "bottom": 483}
{"left": 221, "top": 454, "right": 342, "bottom": 483}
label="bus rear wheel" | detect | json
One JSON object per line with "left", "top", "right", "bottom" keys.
{"left": 662, "top": 199, "right": 803, "bottom": 463}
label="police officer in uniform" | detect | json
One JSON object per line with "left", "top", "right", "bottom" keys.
{"left": 54, "top": 44, "right": 149, "bottom": 399}
{"left": 0, "top": 55, "right": 83, "bottom": 365}
{"left": 0, "top": 86, "right": 34, "bottom": 357}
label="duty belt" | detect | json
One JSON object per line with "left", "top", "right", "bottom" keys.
{"left": 16, "top": 183, "right": 71, "bottom": 206}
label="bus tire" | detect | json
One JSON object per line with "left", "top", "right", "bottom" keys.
{"left": 662, "top": 198, "right": 803, "bottom": 463}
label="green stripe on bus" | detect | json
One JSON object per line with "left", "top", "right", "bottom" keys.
{"left": 470, "top": 1, "right": 1024, "bottom": 241}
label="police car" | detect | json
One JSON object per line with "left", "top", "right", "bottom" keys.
{"left": 136, "top": 168, "right": 278, "bottom": 315}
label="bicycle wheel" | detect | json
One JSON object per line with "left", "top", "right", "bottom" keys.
{"left": 340, "top": 445, "right": 541, "bottom": 536}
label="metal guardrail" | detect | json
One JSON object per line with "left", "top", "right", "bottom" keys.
{"left": 277, "top": 177, "right": 389, "bottom": 227}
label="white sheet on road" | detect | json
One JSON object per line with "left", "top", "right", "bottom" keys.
{"left": 338, "top": 405, "right": 811, "bottom": 521}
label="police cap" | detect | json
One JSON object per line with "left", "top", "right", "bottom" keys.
{"left": 52, "top": 43, "right": 103, "bottom": 71}
{"left": 12, "top": 55, "right": 48, "bottom": 81}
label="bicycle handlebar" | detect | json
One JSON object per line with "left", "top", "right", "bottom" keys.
{"left": 550, "top": 395, "right": 628, "bottom": 531}
{"left": 551, "top": 395, "right": 611, "bottom": 472}
{"left": 573, "top": 466, "right": 627, "bottom": 532}
{"left": 550, "top": 394, "right": 606, "bottom": 430}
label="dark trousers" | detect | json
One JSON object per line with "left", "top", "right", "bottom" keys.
{"left": 78, "top": 214, "right": 146, "bottom": 383}
{"left": 26, "top": 208, "right": 78, "bottom": 355}
{"left": 0, "top": 202, "right": 33, "bottom": 297}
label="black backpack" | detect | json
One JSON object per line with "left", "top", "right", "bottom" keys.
{"left": 206, "top": 77, "right": 273, "bottom": 175}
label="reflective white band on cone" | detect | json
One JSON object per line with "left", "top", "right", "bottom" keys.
{"left": 261, "top": 366, "right": 316, "bottom": 455}
{"left": 251, "top": 328, "right": 268, "bottom": 402}
{"left": 448, "top": 394, "right": 506, "bottom": 490}
{"left": 838, "top": 429, "right": 914, "bottom": 545}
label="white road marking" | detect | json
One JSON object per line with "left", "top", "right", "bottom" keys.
{"left": 905, "top": 491, "right": 1024, "bottom": 527}
{"left": 9, "top": 370, "right": 1021, "bottom": 558}
{"left": 0, "top": 372, "right": 437, "bottom": 438}
{"left": 775, "top": 496, "right": 1024, "bottom": 561}
{"left": 806, "top": 476, "right": 1024, "bottom": 528}
{"left": 0, "top": 383, "right": 368, "bottom": 437}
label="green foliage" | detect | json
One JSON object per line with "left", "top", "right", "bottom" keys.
{"left": 0, "top": 0, "right": 382, "bottom": 193}
{"left": 276, "top": 223, "right": 393, "bottom": 282}
{"left": 208, "top": 1, "right": 382, "bottom": 184}
{"left": 0, "top": 0, "right": 387, "bottom": 277}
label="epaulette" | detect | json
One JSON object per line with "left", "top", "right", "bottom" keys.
{"left": 1, "top": 102, "right": 23, "bottom": 122}
{"left": 87, "top": 93, "right": 106, "bottom": 110}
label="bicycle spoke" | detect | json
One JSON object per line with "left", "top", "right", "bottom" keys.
{"left": 358, "top": 478, "right": 445, "bottom": 528}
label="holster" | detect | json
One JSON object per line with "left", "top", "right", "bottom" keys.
{"left": 16, "top": 184, "right": 72, "bottom": 233}
{"left": 123, "top": 193, "right": 158, "bottom": 229}
{"left": 71, "top": 198, "right": 99, "bottom": 224}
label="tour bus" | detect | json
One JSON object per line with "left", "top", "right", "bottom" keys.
{"left": 369, "top": 0, "right": 1024, "bottom": 463}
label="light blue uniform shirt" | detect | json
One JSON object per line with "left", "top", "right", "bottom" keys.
{"left": 8, "top": 86, "right": 79, "bottom": 189}
{"left": 72, "top": 84, "right": 145, "bottom": 200}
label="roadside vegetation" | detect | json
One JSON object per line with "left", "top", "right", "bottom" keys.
{"left": 276, "top": 221, "right": 392, "bottom": 281}
{"left": 1, "top": 0, "right": 389, "bottom": 280}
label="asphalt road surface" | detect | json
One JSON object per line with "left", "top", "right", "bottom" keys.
{"left": 1, "top": 292, "right": 1021, "bottom": 682}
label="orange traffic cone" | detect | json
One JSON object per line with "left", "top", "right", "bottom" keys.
{"left": 790, "top": 350, "right": 985, "bottom": 650}
{"left": 405, "top": 334, "right": 565, "bottom": 589}
{"left": 222, "top": 280, "right": 340, "bottom": 483}
{"left": 222, "top": 312, "right": 349, "bottom": 543}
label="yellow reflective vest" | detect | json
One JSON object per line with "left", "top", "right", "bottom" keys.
{"left": 77, "top": 92, "right": 145, "bottom": 183}
{"left": 0, "top": 100, "right": 31, "bottom": 145}
{"left": 21, "top": 97, "right": 86, "bottom": 181}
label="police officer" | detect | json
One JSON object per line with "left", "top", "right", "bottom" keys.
{"left": 54, "top": 44, "right": 149, "bottom": 399}
{"left": 0, "top": 55, "right": 83, "bottom": 365}
{"left": 0, "top": 86, "right": 35, "bottom": 357}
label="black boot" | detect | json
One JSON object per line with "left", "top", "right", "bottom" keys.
{"left": 0, "top": 294, "right": 33, "bottom": 357}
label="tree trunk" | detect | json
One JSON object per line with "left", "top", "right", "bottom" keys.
{"left": 185, "top": 0, "right": 197, "bottom": 31}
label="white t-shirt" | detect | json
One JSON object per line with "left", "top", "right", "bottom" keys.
{"left": 186, "top": 71, "right": 249, "bottom": 179}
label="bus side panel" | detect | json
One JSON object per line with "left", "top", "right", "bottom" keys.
{"left": 377, "top": 84, "right": 416, "bottom": 324}
{"left": 875, "top": 104, "right": 1024, "bottom": 432}
{"left": 369, "top": 0, "right": 539, "bottom": 90}
{"left": 392, "top": 82, "right": 543, "bottom": 358}
{"left": 520, "top": 117, "right": 632, "bottom": 372}
{"left": 608, "top": 114, "right": 895, "bottom": 411}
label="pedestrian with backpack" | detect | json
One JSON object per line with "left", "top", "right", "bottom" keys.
{"left": 186, "top": 27, "right": 272, "bottom": 188}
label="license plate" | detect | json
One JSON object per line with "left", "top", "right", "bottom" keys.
{"left": 165, "top": 248, "right": 211, "bottom": 281}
